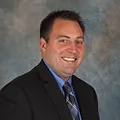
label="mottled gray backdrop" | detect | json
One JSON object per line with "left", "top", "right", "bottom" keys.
{"left": 0, "top": 0, "right": 120, "bottom": 120}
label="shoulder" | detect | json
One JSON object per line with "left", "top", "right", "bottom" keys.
{"left": 0, "top": 64, "right": 41, "bottom": 96}
{"left": 0, "top": 62, "right": 46, "bottom": 106}
{"left": 5, "top": 66, "right": 38, "bottom": 88}
{"left": 72, "top": 75, "right": 98, "bottom": 100}
{"left": 72, "top": 75, "right": 94, "bottom": 89}
{"left": 72, "top": 75, "right": 99, "bottom": 106}
{"left": 0, "top": 68, "right": 38, "bottom": 120}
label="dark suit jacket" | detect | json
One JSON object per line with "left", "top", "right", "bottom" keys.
{"left": 0, "top": 59, "right": 100, "bottom": 120}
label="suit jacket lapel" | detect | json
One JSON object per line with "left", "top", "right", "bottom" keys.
{"left": 37, "top": 60, "right": 73, "bottom": 120}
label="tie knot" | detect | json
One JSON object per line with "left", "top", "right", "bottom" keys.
{"left": 63, "top": 82, "right": 72, "bottom": 93}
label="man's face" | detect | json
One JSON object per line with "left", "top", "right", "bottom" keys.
{"left": 40, "top": 19, "right": 85, "bottom": 81}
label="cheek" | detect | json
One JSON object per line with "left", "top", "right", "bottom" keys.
{"left": 44, "top": 46, "right": 54, "bottom": 59}
{"left": 53, "top": 46, "right": 65, "bottom": 54}
{"left": 47, "top": 46, "right": 59, "bottom": 58}
{"left": 81, "top": 48, "right": 85, "bottom": 55}
{"left": 78, "top": 46, "right": 85, "bottom": 53}
{"left": 48, "top": 44, "right": 70, "bottom": 57}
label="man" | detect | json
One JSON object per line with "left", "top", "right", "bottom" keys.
{"left": 0, "top": 10, "right": 100, "bottom": 120}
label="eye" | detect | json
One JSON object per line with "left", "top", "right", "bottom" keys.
{"left": 59, "top": 39, "right": 67, "bottom": 43}
{"left": 76, "top": 40, "right": 84, "bottom": 44}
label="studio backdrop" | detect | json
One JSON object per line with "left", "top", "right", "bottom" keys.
{"left": 0, "top": 0, "right": 120, "bottom": 120}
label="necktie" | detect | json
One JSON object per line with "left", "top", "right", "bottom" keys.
{"left": 63, "top": 82, "right": 79, "bottom": 120}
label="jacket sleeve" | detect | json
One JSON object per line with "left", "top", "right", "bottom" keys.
{"left": 0, "top": 83, "right": 33, "bottom": 120}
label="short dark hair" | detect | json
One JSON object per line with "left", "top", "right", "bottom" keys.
{"left": 40, "top": 10, "right": 85, "bottom": 42}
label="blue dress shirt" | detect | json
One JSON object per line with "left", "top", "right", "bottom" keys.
{"left": 44, "top": 60, "right": 82, "bottom": 120}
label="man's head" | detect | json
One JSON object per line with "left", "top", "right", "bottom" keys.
{"left": 40, "top": 10, "right": 85, "bottom": 81}
{"left": 40, "top": 10, "right": 85, "bottom": 42}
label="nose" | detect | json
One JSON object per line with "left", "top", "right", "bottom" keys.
{"left": 67, "top": 42, "right": 77, "bottom": 53}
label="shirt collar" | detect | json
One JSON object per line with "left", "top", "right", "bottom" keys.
{"left": 43, "top": 60, "right": 72, "bottom": 89}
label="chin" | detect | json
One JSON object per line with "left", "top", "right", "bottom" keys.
{"left": 66, "top": 71, "right": 75, "bottom": 76}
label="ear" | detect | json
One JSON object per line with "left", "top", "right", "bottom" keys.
{"left": 40, "top": 38, "right": 47, "bottom": 52}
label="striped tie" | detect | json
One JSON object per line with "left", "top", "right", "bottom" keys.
{"left": 63, "top": 82, "right": 79, "bottom": 120}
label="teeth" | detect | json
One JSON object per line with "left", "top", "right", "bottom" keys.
{"left": 62, "top": 57, "right": 76, "bottom": 62}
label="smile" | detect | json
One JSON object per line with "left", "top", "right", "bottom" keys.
{"left": 62, "top": 57, "right": 77, "bottom": 62}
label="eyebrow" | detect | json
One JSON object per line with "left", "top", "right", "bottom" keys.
{"left": 56, "top": 35, "right": 84, "bottom": 39}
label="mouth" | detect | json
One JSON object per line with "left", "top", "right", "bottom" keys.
{"left": 62, "top": 57, "right": 77, "bottom": 62}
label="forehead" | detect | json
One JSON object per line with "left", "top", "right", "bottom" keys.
{"left": 50, "top": 19, "right": 84, "bottom": 38}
